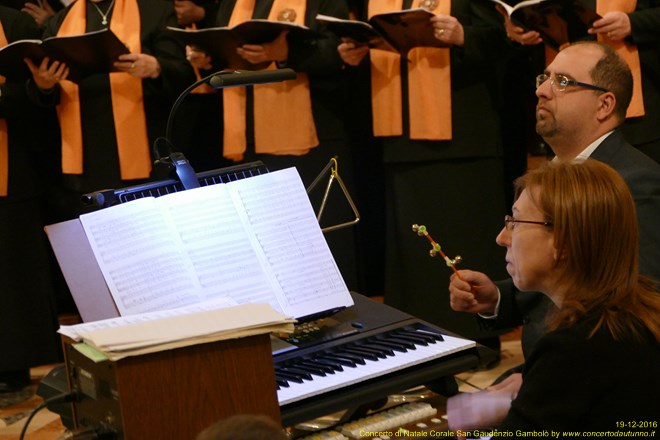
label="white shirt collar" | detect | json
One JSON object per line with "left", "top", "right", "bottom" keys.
{"left": 551, "top": 131, "right": 614, "bottom": 163}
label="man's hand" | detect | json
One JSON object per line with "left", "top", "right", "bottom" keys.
{"left": 174, "top": 0, "right": 206, "bottom": 27}
{"left": 25, "top": 57, "right": 69, "bottom": 90}
{"left": 236, "top": 30, "right": 289, "bottom": 64}
{"left": 115, "top": 53, "right": 161, "bottom": 79}
{"left": 22, "top": 0, "right": 55, "bottom": 28}
{"left": 589, "top": 11, "right": 632, "bottom": 41}
{"left": 337, "top": 40, "right": 369, "bottom": 66}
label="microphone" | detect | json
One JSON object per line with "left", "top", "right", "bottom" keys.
{"left": 208, "top": 68, "right": 297, "bottom": 88}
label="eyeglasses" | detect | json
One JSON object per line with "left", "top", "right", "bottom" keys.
{"left": 535, "top": 73, "right": 609, "bottom": 93}
{"left": 504, "top": 215, "right": 553, "bottom": 231}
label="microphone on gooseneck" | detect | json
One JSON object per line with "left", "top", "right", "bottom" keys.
{"left": 208, "top": 68, "right": 297, "bottom": 88}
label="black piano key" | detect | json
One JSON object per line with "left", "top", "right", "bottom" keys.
{"left": 343, "top": 347, "right": 380, "bottom": 361}
{"left": 332, "top": 351, "right": 368, "bottom": 365}
{"left": 371, "top": 339, "right": 408, "bottom": 353}
{"left": 361, "top": 343, "right": 396, "bottom": 357}
{"left": 275, "top": 370, "right": 306, "bottom": 383}
{"left": 389, "top": 333, "right": 429, "bottom": 346}
{"left": 274, "top": 376, "right": 290, "bottom": 387}
{"left": 398, "top": 329, "right": 441, "bottom": 344}
{"left": 320, "top": 354, "right": 359, "bottom": 367}
{"left": 279, "top": 367, "right": 314, "bottom": 381}
{"left": 312, "top": 358, "right": 345, "bottom": 372}
{"left": 416, "top": 328, "right": 445, "bottom": 341}
{"left": 383, "top": 337, "right": 417, "bottom": 350}
{"left": 300, "top": 360, "right": 336, "bottom": 374}
{"left": 290, "top": 363, "right": 327, "bottom": 377}
{"left": 351, "top": 345, "right": 389, "bottom": 359}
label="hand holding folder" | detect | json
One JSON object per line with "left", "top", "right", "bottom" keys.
{"left": 0, "top": 28, "right": 129, "bottom": 83}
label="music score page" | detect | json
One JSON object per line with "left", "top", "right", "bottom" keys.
{"left": 79, "top": 168, "right": 354, "bottom": 318}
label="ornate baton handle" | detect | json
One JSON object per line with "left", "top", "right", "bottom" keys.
{"left": 412, "top": 224, "right": 463, "bottom": 281}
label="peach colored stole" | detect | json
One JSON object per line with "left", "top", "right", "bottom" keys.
{"left": 597, "top": 0, "right": 644, "bottom": 118}
{"left": 368, "top": 0, "right": 452, "bottom": 140}
{"left": 223, "top": 0, "right": 318, "bottom": 161}
{"left": 57, "top": 0, "right": 151, "bottom": 179}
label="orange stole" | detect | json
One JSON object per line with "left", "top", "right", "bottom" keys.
{"left": 597, "top": 0, "right": 644, "bottom": 118}
{"left": 368, "top": 0, "right": 452, "bottom": 140}
{"left": 57, "top": 0, "right": 151, "bottom": 179}
{"left": 222, "top": 0, "right": 318, "bottom": 161}
{"left": 0, "top": 21, "right": 7, "bottom": 196}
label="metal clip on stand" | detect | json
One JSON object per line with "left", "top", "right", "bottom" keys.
{"left": 307, "top": 157, "right": 360, "bottom": 233}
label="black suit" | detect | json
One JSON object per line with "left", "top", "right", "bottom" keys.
{"left": 486, "top": 130, "right": 660, "bottom": 358}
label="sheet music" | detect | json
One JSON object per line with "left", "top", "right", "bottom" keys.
{"left": 79, "top": 197, "right": 204, "bottom": 315}
{"left": 78, "top": 168, "right": 353, "bottom": 318}
{"left": 157, "top": 183, "right": 281, "bottom": 310}
{"left": 229, "top": 168, "right": 352, "bottom": 318}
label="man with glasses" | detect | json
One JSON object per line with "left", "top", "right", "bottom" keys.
{"left": 448, "top": 40, "right": 660, "bottom": 400}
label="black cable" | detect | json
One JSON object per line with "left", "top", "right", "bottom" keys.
{"left": 19, "top": 391, "right": 80, "bottom": 440}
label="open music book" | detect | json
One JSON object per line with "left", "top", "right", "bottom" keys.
{"left": 316, "top": 8, "right": 449, "bottom": 54}
{"left": 489, "top": 0, "right": 601, "bottom": 50}
{"left": 0, "top": 28, "right": 129, "bottom": 83}
{"left": 77, "top": 167, "right": 353, "bottom": 319}
{"left": 167, "top": 20, "right": 322, "bottom": 70}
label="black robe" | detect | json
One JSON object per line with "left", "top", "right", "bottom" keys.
{"left": 214, "top": 0, "right": 360, "bottom": 291}
{"left": 32, "top": 0, "right": 195, "bottom": 219}
{"left": 346, "top": 0, "right": 511, "bottom": 340}
{"left": 0, "top": 5, "right": 61, "bottom": 372}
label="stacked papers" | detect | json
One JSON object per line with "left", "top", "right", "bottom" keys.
{"left": 59, "top": 298, "right": 295, "bottom": 361}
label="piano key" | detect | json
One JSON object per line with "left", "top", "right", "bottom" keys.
{"left": 275, "top": 377, "right": 290, "bottom": 388}
{"left": 318, "top": 355, "right": 358, "bottom": 368}
{"left": 312, "top": 358, "right": 345, "bottom": 372}
{"left": 275, "top": 370, "right": 306, "bottom": 383}
{"left": 389, "top": 332, "right": 431, "bottom": 346}
{"left": 370, "top": 340, "right": 408, "bottom": 353}
{"left": 328, "top": 352, "right": 367, "bottom": 365}
{"left": 279, "top": 367, "right": 316, "bottom": 380}
{"left": 361, "top": 343, "right": 396, "bottom": 357}
{"left": 382, "top": 337, "right": 417, "bottom": 350}
{"left": 415, "top": 328, "right": 445, "bottom": 341}
{"left": 289, "top": 364, "right": 327, "bottom": 377}
{"left": 299, "top": 361, "right": 336, "bottom": 375}
{"left": 277, "top": 334, "right": 475, "bottom": 406}
{"left": 342, "top": 347, "right": 380, "bottom": 361}
{"left": 396, "top": 329, "right": 441, "bottom": 344}
{"left": 350, "top": 345, "right": 390, "bottom": 359}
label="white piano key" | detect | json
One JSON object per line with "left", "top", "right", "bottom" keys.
{"left": 277, "top": 334, "right": 474, "bottom": 405}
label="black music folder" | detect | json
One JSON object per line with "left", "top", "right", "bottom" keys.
{"left": 167, "top": 20, "right": 323, "bottom": 70}
{"left": 489, "top": 0, "right": 601, "bottom": 50}
{"left": 316, "top": 8, "right": 449, "bottom": 54}
{"left": 0, "top": 28, "right": 129, "bottom": 83}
